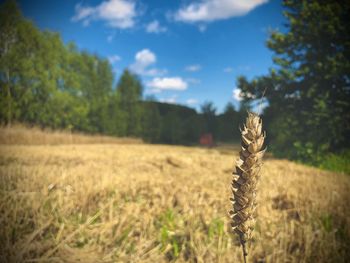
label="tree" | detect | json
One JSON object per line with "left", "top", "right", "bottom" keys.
{"left": 75, "top": 52, "right": 113, "bottom": 133}
{"left": 0, "top": 1, "right": 20, "bottom": 125}
{"left": 237, "top": 0, "right": 350, "bottom": 162}
{"left": 160, "top": 112, "right": 183, "bottom": 144}
{"left": 104, "top": 92, "right": 127, "bottom": 136}
{"left": 0, "top": 0, "right": 33, "bottom": 125}
{"left": 218, "top": 102, "right": 240, "bottom": 142}
{"left": 183, "top": 114, "right": 204, "bottom": 144}
{"left": 115, "top": 69, "right": 143, "bottom": 137}
{"left": 200, "top": 101, "right": 218, "bottom": 139}
{"left": 0, "top": 1, "right": 68, "bottom": 127}
{"left": 141, "top": 102, "right": 161, "bottom": 143}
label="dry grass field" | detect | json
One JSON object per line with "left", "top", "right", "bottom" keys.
{"left": 0, "top": 125, "right": 142, "bottom": 145}
{"left": 0, "top": 130, "right": 349, "bottom": 263}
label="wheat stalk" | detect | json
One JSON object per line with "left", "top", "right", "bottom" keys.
{"left": 229, "top": 112, "right": 266, "bottom": 263}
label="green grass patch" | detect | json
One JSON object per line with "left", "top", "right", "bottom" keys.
{"left": 317, "top": 150, "right": 350, "bottom": 174}
{"left": 207, "top": 218, "right": 224, "bottom": 241}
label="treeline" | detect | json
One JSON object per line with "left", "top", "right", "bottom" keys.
{"left": 0, "top": 1, "right": 247, "bottom": 145}
{"left": 141, "top": 100, "right": 251, "bottom": 144}
{"left": 237, "top": 0, "right": 350, "bottom": 166}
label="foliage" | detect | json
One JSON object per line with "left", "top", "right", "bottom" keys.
{"left": 116, "top": 69, "right": 143, "bottom": 137}
{"left": 141, "top": 101, "right": 161, "bottom": 143}
{"left": 237, "top": 0, "right": 350, "bottom": 163}
{"left": 318, "top": 150, "right": 350, "bottom": 175}
{"left": 200, "top": 101, "right": 218, "bottom": 139}
{"left": 0, "top": 1, "right": 111, "bottom": 132}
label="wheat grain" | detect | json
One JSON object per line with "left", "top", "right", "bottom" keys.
{"left": 230, "top": 112, "right": 266, "bottom": 263}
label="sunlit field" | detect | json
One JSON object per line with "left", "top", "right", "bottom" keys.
{"left": 0, "top": 129, "right": 349, "bottom": 263}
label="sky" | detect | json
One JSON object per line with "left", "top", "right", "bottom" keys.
{"left": 14, "top": 0, "right": 285, "bottom": 113}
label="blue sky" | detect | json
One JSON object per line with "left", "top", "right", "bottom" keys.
{"left": 15, "top": 0, "right": 285, "bottom": 113}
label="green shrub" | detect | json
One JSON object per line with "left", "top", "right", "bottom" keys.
{"left": 318, "top": 150, "right": 350, "bottom": 174}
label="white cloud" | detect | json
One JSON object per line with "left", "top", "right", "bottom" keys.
{"left": 146, "top": 20, "right": 167, "bottom": 33}
{"left": 232, "top": 87, "right": 256, "bottom": 101}
{"left": 73, "top": 6, "right": 94, "bottom": 22}
{"left": 175, "top": 0, "right": 268, "bottom": 23}
{"left": 185, "top": 64, "right": 202, "bottom": 72}
{"left": 224, "top": 67, "right": 233, "bottom": 73}
{"left": 232, "top": 88, "right": 243, "bottom": 101}
{"left": 72, "top": 0, "right": 137, "bottom": 29}
{"left": 135, "top": 49, "right": 156, "bottom": 65}
{"left": 147, "top": 77, "right": 188, "bottom": 91}
{"left": 186, "top": 98, "right": 198, "bottom": 105}
{"left": 108, "top": 55, "right": 121, "bottom": 64}
{"left": 129, "top": 49, "right": 167, "bottom": 76}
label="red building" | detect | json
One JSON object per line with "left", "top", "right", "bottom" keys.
{"left": 200, "top": 133, "right": 213, "bottom": 146}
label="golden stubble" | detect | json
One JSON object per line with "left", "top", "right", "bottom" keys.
{"left": 0, "top": 129, "right": 349, "bottom": 262}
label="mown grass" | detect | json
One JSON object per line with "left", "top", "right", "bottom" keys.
{"left": 0, "top": 124, "right": 142, "bottom": 145}
{"left": 0, "top": 128, "right": 349, "bottom": 262}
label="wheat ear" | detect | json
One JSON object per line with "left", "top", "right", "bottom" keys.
{"left": 229, "top": 112, "right": 265, "bottom": 263}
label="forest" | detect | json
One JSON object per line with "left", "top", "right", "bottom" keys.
{"left": 0, "top": 0, "right": 349, "bottom": 171}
